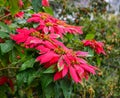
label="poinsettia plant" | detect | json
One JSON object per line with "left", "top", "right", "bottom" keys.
{"left": 0, "top": 0, "right": 106, "bottom": 97}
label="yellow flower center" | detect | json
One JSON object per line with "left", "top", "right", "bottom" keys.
{"left": 46, "top": 22, "right": 53, "bottom": 26}
{"left": 54, "top": 47, "right": 66, "bottom": 55}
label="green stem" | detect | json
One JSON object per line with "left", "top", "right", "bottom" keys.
{"left": 0, "top": 67, "right": 19, "bottom": 71}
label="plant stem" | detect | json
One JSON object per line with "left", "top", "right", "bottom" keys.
{"left": 0, "top": 67, "right": 19, "bottom": 71}
{"left": 0, "top": 13, "right": 11, "bottom": 21}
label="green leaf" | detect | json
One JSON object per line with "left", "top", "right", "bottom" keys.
{"left": 0, "top": 53, "right": 10, "bottom": 67}
{"left": 0, "top": 22, "right": 10, "bottom": 32}
{"left": 31, "top": 0, "right": 42, "bottom": 12}
{"left": 43, "top": 65, "right": 56, "bottom": 73}
{"left": 40, "top": 74, "right": 53, "bottom": 88}
{"left": 85, "top": 33, "right": 95, "bottom": 40}
{"left": 20, "top": 58, "right": 35, "bottom": 71}
{"left": 60, "top": 79, "right": 73, "bottom": 98}
{"left": 9, "top": 49, "right": 18, "bottom": 62}
{"left": 17, "top": 69, "right": 36, "bottom": 87}
{"left": 65, "top": 33, "right": 74, "bottom": 43}
{"left": 0, "top": 40, "right": 14, "bottom": 54}
{"left": 43, "top": 83, "right": 55, "bottom": 98}
{"left": 43, "top": 7, "right": 54, "bottom": 15}
{"left": 0, "top": 31, "right": 9, "bottom": 38}
{"left": 8, "top": 0, "right": 19, "bottom": 15}
{"left": 0, "top": 91, "right": 7, "bottom": 98}
{"left": 84, "top": 47, "right": 94, "bottom": 57}
{"left": 97, "top": 56, "right": 101, "bottom": 66}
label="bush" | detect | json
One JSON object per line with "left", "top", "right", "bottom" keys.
{"left": 0, "top": 0, "right": 119, "bottom": 98}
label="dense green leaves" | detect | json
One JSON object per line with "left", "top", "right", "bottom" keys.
{"left": 31, "top": 0, "right": 42, "bottom": 12}
{"left": 40, "top": 74, "right": 53, "bottom": 88}
{"left": 43, "top": 83, "right": 55, "bottom": 98}
{"left": 0, "top": 91, "right": 7, "bottom": 98}
{"left": 0, "top": 22, "right": 10, "bottom": 33}
{"left": 17, "top": 69, "right": 36, "bottom": 87}
{"left": 0, "top": 40, "right": 14, "bottom": 54}
{"left": 60, "top": 79, "right": 73, "bottom": 98}
{"left": 0, "top": 31, "right": 9, "bottom": 38}
{"left": 0, "top": 0, "right": 5, "bottom": 6}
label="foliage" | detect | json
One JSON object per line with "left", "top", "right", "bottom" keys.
{"left": 51, "top": 0, "right": 120, "bottom": 97}
{"left": 0, "top": 0, "right": 120, "bottom": 98}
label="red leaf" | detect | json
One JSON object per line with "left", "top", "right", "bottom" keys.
{"left": 69, "top": 66, "right": 79, "bottom": 83}
{"left": 54, "top": 71, "right": 62, "bottom": 81}
{"left": 0, "top": 76, "right": 14, "bottom": 91}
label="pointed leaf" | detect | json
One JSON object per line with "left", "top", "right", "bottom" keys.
{"left": 0, "top": 40, "right": 14, "bottom": 54}
{"left": 43, "top": 65, "right": 56, "bottom": 73}
{"left": 31, "top": 0, "right": 42, "bottom": 12}
{"left": 43, "top": 7, "right": 54, "bottom": 15}
{"left": 43, "top": 83, "right": 55, "bottom": 98}
{"left": 20, "top": 58, "right": 35, "bottom": 71}
{"left": 0, "top": 31, "right": 9, "bottom": 38}
{"left": 60, "top": 79, "right": 73, "bottom": 98}
{"left": 0, "top": 22, "right": 10, "bottom": 32}
{"left": 17, "top": 69, "right": 36, "bottom": 87}
{"left": 40, "top": 74, "right": 53, "bottom": 88}
{"left": 69, "top": 66, "right": 79, "bottom": 83}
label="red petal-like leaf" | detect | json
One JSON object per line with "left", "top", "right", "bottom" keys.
{"left": 69, "top": 66, "right": 79, "bottom": 83}
{"left": 54, "top": 71, "right": 62, "bottom": 81}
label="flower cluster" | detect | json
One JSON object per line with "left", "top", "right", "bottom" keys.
{"left": 82, "top": 40, "right": 106, "bottom": 55}
{"left": 27, "top": 12, "right": 83, "bottom": 37}
{"left": 11, "top": 12, "right": 99, "bottom": 83}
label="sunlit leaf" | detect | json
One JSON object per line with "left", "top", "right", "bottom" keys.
{"left": 43, "top": 65, "right": 56, "bottom": 73}
{"left": 85, "top": 33, "right": 95, "bottom": 40}
{"left": 43, "top": 7, "right": 54, "bottom": 15}
{"left": 20, "top": 58, "right": 35, "bottom": 71}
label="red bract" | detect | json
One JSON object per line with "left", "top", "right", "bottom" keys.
{"left": 4, "top": 19, "right": 12, "bottom": 25}
{"left": 42, "top": 0, "right": 50, "bottom": 7}
{"left": 0, "top": 38, "right": 5, "bottom": 43}
{"left": 11, "top": 28, "right": 34, "bottom": 44}
{"left": 11, "top": 11, "right": 99, "bottom": 84}
{"left": 36, "top": 41, "right": 98, "bottom": 83}
{"left": 0, "top": 76, "right": 14, "bottom": 91}
{"left": 11, "top": 28, "right": 60, "bottom": 48}
{"left": 14, "top": 11, "right": 24, "bottom": 18}
{"left": 27, "top": 12, "right": 83, "bottom": 37}
{"left": 11, "top": 28, "right": 97, "bottom": 83}
{"left": 19, "top": 0, "right": 24, "bottom": 8}
{"left": 82, "top": 40, "right": 106, "bottom": 55}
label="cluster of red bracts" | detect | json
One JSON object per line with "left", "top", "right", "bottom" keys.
{"left": 11, "top": 12, "right": 102, "bottom": 83}
{"left": 27, "top": 12, "right": 83, "bottom": 37}
{"left": 82, "top": 40, "right": 106, "bottom": 55}
{"left": 0, "top": 76, "right": 14, "bottom": 91}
